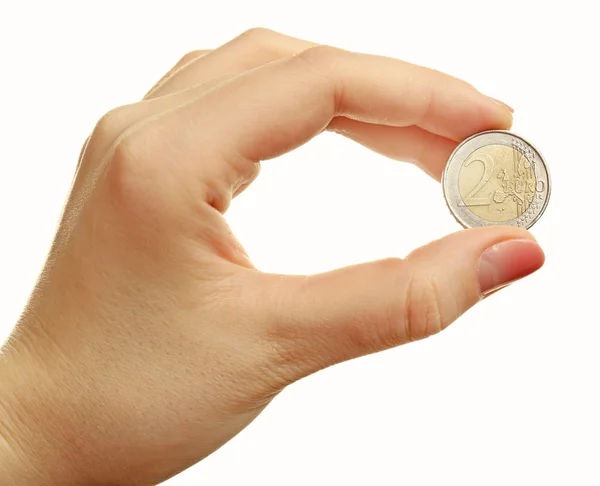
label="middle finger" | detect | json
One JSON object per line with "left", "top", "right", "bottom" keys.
{"left": 145, "top": 28, "right": 318, "bottom": 99}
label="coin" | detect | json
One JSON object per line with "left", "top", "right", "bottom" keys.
{"left": 442, "top": 130, "right": 550, "bottom": 229}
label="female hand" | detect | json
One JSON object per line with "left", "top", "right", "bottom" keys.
{"left": 0, "top": 28, "right": 544, "bottom": 485}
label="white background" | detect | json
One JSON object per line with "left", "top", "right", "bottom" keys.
{"left": 1, "top": 1, "right": 598, "bottom": 484}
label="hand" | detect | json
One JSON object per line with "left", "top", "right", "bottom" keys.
{"left": 0, "top": 28, "right": 544, "bottom": 485}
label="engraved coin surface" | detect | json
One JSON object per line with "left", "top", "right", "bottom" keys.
{"left": 442, "top": 130, "right": 550, "bottom": 229}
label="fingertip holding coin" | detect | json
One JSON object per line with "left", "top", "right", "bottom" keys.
{"left": 442, "top": 130, "right": 550, "bottom": 230}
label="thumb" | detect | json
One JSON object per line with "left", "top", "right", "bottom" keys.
{"left": 262, "top": 227, "right": 544, "bottom": 383}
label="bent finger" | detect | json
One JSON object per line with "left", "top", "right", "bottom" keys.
{"left": 143, "top": 45, "right": 512, "bottom": 205}
{"left": 328, "top": 117, "right": 458, "bottom": 180}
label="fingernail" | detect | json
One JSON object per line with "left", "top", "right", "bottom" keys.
{"left": 477, "top": 239, "right": 545, "bottom": 296}
{"left": 485, "top": 95, "right": 514, "bottom": 113}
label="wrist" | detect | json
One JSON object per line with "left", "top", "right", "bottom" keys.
{"left": 0, "top": 403, "right": 38, "bottom": 485}
{"left": 0, "top": 335, "right": 80, "bottom": 485}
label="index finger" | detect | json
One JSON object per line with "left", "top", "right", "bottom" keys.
{"left": 202, "top": 46, "right": 510, "bottom": 158}
{"left": 146, "top": 45, "right": 513, "bottom": 197}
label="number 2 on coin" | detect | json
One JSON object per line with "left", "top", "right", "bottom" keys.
{"left": 459, "top": 153, "right": 495, "bottom": 207}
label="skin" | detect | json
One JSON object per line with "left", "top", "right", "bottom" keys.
{"left": 0, "top": 29, "right": 544, "bottom": 485}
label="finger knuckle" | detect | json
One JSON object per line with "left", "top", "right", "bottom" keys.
{"left": 110, "top": 130, "right": 146, "bottom": 168}
{"left": 93, "top": 107, "right": 131, "bottom": 142}
{"left": 289, "top": 46, "right": 340, "bottom": 106}
{"left": 348, "top": 258, "right": 405, "bottom": 350}
{"left": 380, "top": 256, "right": 405, "bottom": 272}
{"left": 295, "top": 44, "right": 339, "bottom": 69}
{"left": 236, "top": 27, "right": 291, "bottom": 62}
{"left": 365, "top": 258, "right": 406, "bottom": 345}
{"left": 411, "top": 129, "right": 437, "bottom": 167}
{"left": 105, "top": 132, "right": 156, "bottom": 211}
{"left": 402, "top": 272, "right": 444, "bottom": 343}
{"left": 178, "top": 49, "right": 205, "bottom": 66}
{"left": 372, "top": 258, "right": 445, "bottom": 347}
{"left": 239, "top": 27, "right": 276, "bottom": 46}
